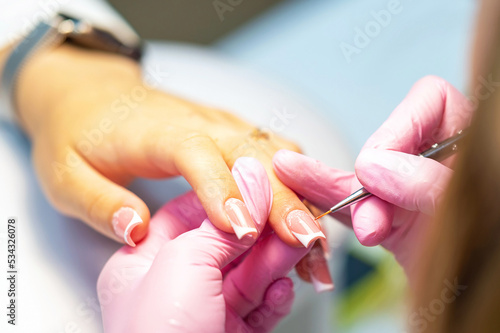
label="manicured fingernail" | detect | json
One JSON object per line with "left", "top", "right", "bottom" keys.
{"left": 309, "top": 246, "right": 334, "bottom": 293}
{"left": 225, "top": 198, "right": 258, "bottom": 239}
{"left": 286, "top": 210, "right": 325, "bottom": 248}
{"left": 310, "top": 269, "right": 334, "bottom": 293}
{"left": 112, "top": 207, "right": 143, "bottom": 247}
{"left": 232, "top": 157, "right": 273, "bottom": 225}
{"left": 319, "top": 237, "right": 331, "bottom": 259}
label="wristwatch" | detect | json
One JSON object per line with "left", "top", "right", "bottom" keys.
{"left": 0, "top": 13, "right": 143, "bottom": 122}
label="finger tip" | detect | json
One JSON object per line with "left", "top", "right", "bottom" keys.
{"left": 311, "top": 275, "right": 335, "bottom": 293}
{"left": 233, "top": 225, "right": 259, "bottom": 240}
{"left": 212, "top": 211, "right": 238, "bottom": 235}
{"left": 279, "top": 277, "right": 294, "bottom": 289}
{"left": 129, "top": 220, "right": 148, "bottom": 247}
{"left": 352, "top": 198, "right": 393, "bottom": 246}
{"left": 272, "top": 149, "right": 300, "bottom": 170}
{"left": 356, "top": 230, "right": 385, "bottom": 247}
{"left": 129, "top": 206, "right": 151, "bottom": 246}
{"left": 125, "top": 223, "right": 142, "bottom": 247}
{"left": 354, "top": 219, "right": 391, "bottom": 247}
{"left": 269, "top": 278, "right": 295, "bottom": 305}
{"left": 354, "top": 148, "right": 378, "bottom": 178}
{"left": 112, "top": 207, "right": 146, "bottom": 247}
{"left": 303, "top": 234, "right": 326, "bottom": 249}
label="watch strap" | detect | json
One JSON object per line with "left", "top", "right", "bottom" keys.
{"left": 1, "top": 17, "right": 65, "bottom": 122}
{"left": 0, "top": 14, "right": 142, "bottom": 123}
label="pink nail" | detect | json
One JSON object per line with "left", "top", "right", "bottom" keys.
{"left": 308, "top": 245, "right": 334, "bottom": 293}
{"left": 286, "top": 210, "right": 325, "bottom": 248}
{"left": 231, "top": 157, "right": 273, "bottom": 225}
{"left": 319, "top": 237, "right": 331, "bottom": 260}
{"left": 225, "top": 198, "right": 258, "bottom": 239}
{"left": 112, "top": 207, "right": 143, "bottom": 247}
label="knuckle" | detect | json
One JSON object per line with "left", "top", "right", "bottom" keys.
{"left": 178, "top": 132, "right": 213, "bottom": 150}
{"left": 224, "top": 141, "right": 260, "bottom": 165}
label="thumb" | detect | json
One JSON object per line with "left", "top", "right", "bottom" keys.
{"left": 355, "top": 148, "right": 453, "bottom": 215}
{"left": 41, "top": 151, "right": 149, "bottom": 246}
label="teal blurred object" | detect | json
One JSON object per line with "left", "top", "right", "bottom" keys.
{"left": 216, "top": 0, "right": 476, "bottom": 155}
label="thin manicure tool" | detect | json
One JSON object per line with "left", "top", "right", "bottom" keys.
{"left": 315, "top": 129, "right": 468, "bottom": 220}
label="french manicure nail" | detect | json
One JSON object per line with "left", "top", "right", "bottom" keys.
{"left": 309, "top": 246, "right": 334, "bottom": 293}
{"left": 286, "top": 210, "right": 326, "bottom": 248}
{"left": 112, "top": 207, "right": 143, "bottom": 247}
{"left": 310, "top": 269, "right": 335, "bottom": 293}
{"left": 225, "top": 198, "right": 258, "bottom": 239}
{"left": 319, "top": 237, "right": 331, "bottom": 260}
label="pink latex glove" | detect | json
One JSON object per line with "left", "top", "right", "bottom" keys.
{"left": 273, "top": 76, "right": 474, "bottom": 273}
{"left": 97, "top": 157, "right": 316, "bottom": 333}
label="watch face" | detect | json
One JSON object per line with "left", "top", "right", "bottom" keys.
{"left": 59, "top": 12, "right": 142, "bottom": 61}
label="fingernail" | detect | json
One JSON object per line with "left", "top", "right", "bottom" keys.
{"left": 319, "top": 237, "right": 331, "bottom": 260}
{"left": 225, "top": 198, "right": 258, "bottom": 239}
{"left": 309, "top": 246, "right": 334, "bottom": 293}
{"left": 286, "top": 210, "right": 326, "bottom": 248}
{"left": 112, "top": 207, "right": 143, "bottom": 247}
{"left": 232, "top": 157, "right": 273, "bottom": 225}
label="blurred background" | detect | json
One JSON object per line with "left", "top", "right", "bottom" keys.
{"left": 106, "top": 0, "right": 477, "bottom": 332}
{"left": 109, "top": 0, "right": 476, "bottom": 154}
{"left": 108, "top": 0, "right": 286, "bottom": 44}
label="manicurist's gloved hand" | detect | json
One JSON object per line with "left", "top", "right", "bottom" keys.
{"left": 98, "top": 157, "right": 326, "bottom": 332}
{"left": 273, "top": 76, "right": 474, "bottom": 272}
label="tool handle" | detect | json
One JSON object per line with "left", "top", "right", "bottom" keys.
{"left": 317, "top": 129, "right": 469, "bottom": 219}
{"left": 419, "top": 130, "right": 467, "bottom": 161}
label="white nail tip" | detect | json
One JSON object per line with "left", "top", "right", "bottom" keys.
{"left": 291, "top": 231, "right": 326, "bottom": 248}
{"left": 230, "top": 223, "right": 258, "bottom": 240}
{"left": 310, "top": 275, "right": 334, "bottom": 293}
{"left": 123, "top": 211, "right": 143, "bottom": 247}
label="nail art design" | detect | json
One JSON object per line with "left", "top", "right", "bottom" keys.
{"left": 286, "top": 210, "right": 326, "bottom": 248}
{"left": 112, "top": 207, "right": 143, "bottom": 247}
{"left": 225, "top": 198, "right": 258, "bottom": 239}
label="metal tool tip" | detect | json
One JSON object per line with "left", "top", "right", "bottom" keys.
{"left": 315, "top": 210, "right": 331, "bottom": 220}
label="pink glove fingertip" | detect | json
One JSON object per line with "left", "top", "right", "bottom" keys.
{"left": 351, "top": 196, "right": 393, "bottom": 246}
{"left": 349, "top": 169, "right": 393, "bottom": 246}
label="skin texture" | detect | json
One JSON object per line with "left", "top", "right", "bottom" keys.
{"left": 4, "top": 42, "right": 317, "bottom": 248}
{"left": 98, "top": 157, "right": 311, "bottom": 332}
{"left": 273, "top": 76, "right": 474, "bottom": 274}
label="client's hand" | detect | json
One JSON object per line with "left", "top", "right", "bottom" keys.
{"left": 98, "top": 158, "right": 321, "bottom": 332}
{"left": 13, "top": 43, "right": 322, "bottom": 250}
{"left": 273, "top": 76, "right": 474, "bottom": 273}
